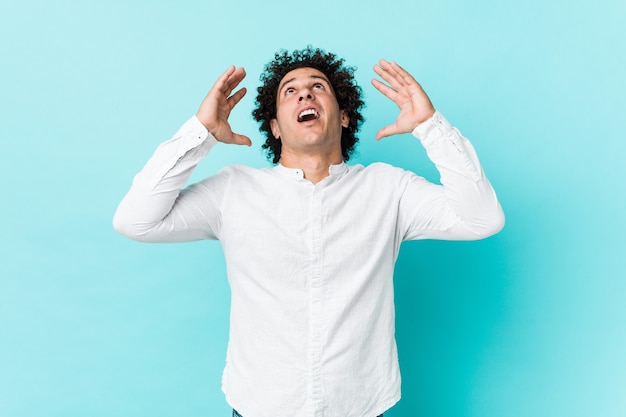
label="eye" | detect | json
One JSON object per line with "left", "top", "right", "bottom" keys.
{"left": 313, "top": 83, "right": 324, "bottom": 90}
{"left": 285, "top": 87, "right": 296, "bottom": 95}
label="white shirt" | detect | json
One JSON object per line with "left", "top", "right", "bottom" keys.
{"left": 113, "top": 111, "right": 504, "bottom": 417}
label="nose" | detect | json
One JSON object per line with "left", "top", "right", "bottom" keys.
{"left": 298, "top": 92, "right": 313, "bottom": 102}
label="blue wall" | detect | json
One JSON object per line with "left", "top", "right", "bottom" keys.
{"left": 1, "top": 0, "right": 625, "bottom": 416}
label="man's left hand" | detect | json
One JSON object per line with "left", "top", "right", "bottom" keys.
{"left": 371, "top": 59, "right": 436, "bottom": 140}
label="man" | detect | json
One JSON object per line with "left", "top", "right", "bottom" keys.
{"left": 113, "top": 46, "right": 504, "bottom": 417}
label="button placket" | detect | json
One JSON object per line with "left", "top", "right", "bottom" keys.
{"left": 308, "top": 186, "right": 324, "bottom": 416}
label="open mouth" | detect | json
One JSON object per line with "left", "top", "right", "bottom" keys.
{"left": 297, "top": 108, "right": 319, "bottom": 122}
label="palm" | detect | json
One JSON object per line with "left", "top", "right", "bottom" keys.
{"left": 197, "top": 66, "right": 251, "bottom": 146}
{"left": 207, "top": 93, "right": 238, "bottom": 139}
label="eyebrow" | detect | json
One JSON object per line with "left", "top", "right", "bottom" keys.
{"left": 278, "top": 74, "right": 330, "bottom": 94}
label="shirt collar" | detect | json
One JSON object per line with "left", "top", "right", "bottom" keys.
{"left": 273, "top": 162, "right": 349, "bottom": 181}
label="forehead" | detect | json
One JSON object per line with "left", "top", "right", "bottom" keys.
{"left": 277, "top": 67, "right": 331, "bottom": 90}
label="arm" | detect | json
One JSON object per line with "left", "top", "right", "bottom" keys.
{"left": 399, "top": 111, "right": 504, "bottom": 240}
{"left": 113, "top": 66, "right": 249, "bottom": 242}
{"left": 372, "top": 60, "right": 504, "bottom": 240}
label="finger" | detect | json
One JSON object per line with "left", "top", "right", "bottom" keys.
{"left": 223, "top": 67, "right": 247, "bottom": 93}
{"left": 388, "top": 62, "right": 429, "bottom": 103}
{"left": 227, "top": 87, "right": 247, "bottom": 108}
{"left": 375, "top": 124, "right": 400, "bottom": 141}
{"left": 380, "top": 59, "right": 406, "bottom": 83}
{"left": 214, "top": 65, "right": 236, "bottom": 91}
{"left": 389, "top": 61, "right": 418, "bottom": 86}
{"left": 371, "top": 78, "right": 400, "bottom": 104}
{"left": 215, "top": 66, "right": 245, "bottom": 95}
{"left": 374, "top": 60, "right": 406, "bottom": 91}
{"left": 392, "top": 63, "right": 416, "bottom": 85}
{"left": 385, "top": 64, "right": 434, "bottom": 112}
{"left": 373, "top": 62, "right": 398, "bottom": 90}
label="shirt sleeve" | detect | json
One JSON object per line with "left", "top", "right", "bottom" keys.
{"left": 112, "top": 115, "right": 225, "bottom": 242}
{"left": 398, "top": 111, "right": 505, "bottom": 241}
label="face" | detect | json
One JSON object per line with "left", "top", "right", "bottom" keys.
{"left": 270, "top": 67, "right": 349, "bottom": 159}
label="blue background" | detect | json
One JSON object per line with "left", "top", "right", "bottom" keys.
{"left": 1, "top": 0, "right": 625, "bottom": 416}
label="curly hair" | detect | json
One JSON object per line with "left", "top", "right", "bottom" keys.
{"left": 252, "top": 46, "right": 365, "bottom": 164}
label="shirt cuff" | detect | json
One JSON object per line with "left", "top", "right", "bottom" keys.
{"left": 411, "top": 110, "right": 452, "bottom": 145}
{"left": 178, "top": 115, "right": 217, "bottom": 147}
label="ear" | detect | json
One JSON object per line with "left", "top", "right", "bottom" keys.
{"left": 270, "top": 118, "right": 281, "bottom": 139}
{"left": 340, "top": 110, "right": 350, "bottom": 128}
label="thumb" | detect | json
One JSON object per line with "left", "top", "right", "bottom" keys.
{"left": 375, "top": 124, "right": 399, "bottom": 141}
{"left": 231, "top": 133, "right": 252, "bottom": 146}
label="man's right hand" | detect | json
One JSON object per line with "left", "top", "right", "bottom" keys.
{"left": 196, "top": 66, "right": 252, "bottom": 146}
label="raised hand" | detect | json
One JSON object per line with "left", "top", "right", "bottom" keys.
{"left": 196, "top": 66, "right": 252, "bottom": 146}
{"left": 371, "top": 59, "right": 436, "bottom": 140}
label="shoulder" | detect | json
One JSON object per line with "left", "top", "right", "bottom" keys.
{"left": 347, "top": 162, "right": 428, "bottom": 190}
{"left": 349, "top": 162, "right": 410, "bottom": 178}
{"left": 193, "top": 164, "right": 270, "bottom": 188}
{"left": 219, "top": 164, "right": 267, "bottom": 175}
{"left": 216, "top": 164, "right": 284, "bottom": 189}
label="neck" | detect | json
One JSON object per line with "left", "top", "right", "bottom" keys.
{"left": 279, "top": 149, "right": 343, "bottom": 184}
